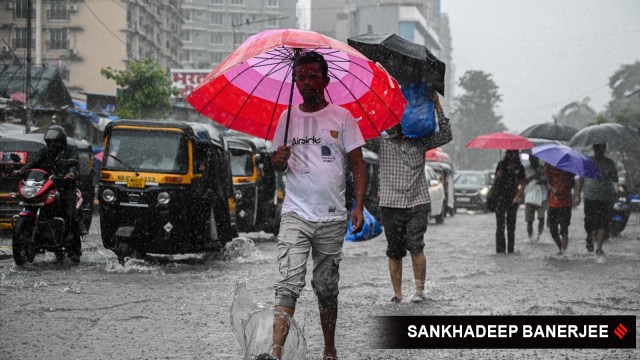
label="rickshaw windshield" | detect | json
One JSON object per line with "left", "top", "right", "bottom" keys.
{"left": 104, "top": 130, "right": 189, "bottom": 173}
{"left": 230, "top": 149, "right": 254, "bottom": 177}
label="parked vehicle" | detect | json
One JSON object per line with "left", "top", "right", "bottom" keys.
{"left": 226, "top": 134, "right": 284, "bottom": 235}
{"left": 0, "top": 133, "right": 95, "bottom": 232}
{"left": 453, "top": 170, "right": 493, "bottom": 212}
{"left": 425, "top": 165, "right": 446, "bottom": 223}
{"left": 426, "top": 160, "right": 455, "bottom": 216}
{"left": 99, "top": 120, "right": 238, "bottom": 264}
{"left": 10, "top": 157, "right": 84, "bottom": 265}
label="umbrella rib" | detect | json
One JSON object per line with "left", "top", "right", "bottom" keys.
{"left": 226, "top": 58, "right": 294, "bottom": 134}
{"left": 265, "top": 65, "right": 294, "bottom": 141}
{"left": 327, "top": 58, "right": 403, "bottom": 136}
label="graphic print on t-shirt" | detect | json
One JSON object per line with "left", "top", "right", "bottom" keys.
{"left": 289, "top": 115, "right": 319, "bottom": 174}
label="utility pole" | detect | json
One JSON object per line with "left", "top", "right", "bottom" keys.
{"left": 25, "top": 0, "right": 33, "bottom": 133}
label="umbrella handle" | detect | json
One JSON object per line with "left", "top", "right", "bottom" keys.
{"left": 283, "top": 49, "right": 302, "bottom": 145}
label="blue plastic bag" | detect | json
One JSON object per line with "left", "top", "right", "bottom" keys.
{"left": 345, "top": 207, "right": 382, "bottom": 242}
{"left": 400, "top": 83, "right": 437, "bottom": 139}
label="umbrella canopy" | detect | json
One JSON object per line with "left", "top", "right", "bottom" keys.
{"left": 347, "top": 32, "right": 446, "bottom": 95}
{"left": 425, "top": 147, "right": 451, "bottom": 163}
{"left": 466, "top": 132, "right": 534, "bottom": 150}
{"left": 568, "top": 123, "right": 639, "bottom": 147}
{"left": 532, "top": 144, "right": 601, "bottom": 179}
{"left": 520, "top": 122, "right": 578, "bottom": 141}
{"left": 186, "top": 29, "right": 407, "bottom": 141}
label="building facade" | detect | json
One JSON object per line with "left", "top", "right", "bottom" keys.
{"left": 179, "top": 0, "right": 297, "bottom": 70}
{"left": 0, "top": 0, "right": 183, "bottom": 99}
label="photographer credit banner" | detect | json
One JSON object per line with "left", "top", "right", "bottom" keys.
{"left": 373, "top": 315, "right": 636, "bottom": 349}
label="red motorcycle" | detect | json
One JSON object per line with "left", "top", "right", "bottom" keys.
{"left": 10, "top": 155, "right": 83, "bottom": 265}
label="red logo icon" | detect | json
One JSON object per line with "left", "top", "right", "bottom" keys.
{"left": 613, "top": 323, "right": 628, "bottom": 339}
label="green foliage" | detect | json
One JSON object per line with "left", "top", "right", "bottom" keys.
{"left": 100, "top": 58, "right": 179, "bottom": 119}
{"left": 606, "top": 61, "right": 640, "bottom": 131}
{"left": 555, "top": 97, "right": 597, "bottom": 129}
{"left": 450, "top": 70, "right": 507, "bottom": 170}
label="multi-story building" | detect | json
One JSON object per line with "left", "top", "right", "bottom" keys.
{"left": 179, "top": 0, "right": 297, "bottom": 70}
{"left": 310, "top": 0, "right": 453, "bottom": 111}
{"left": 0, "top": 0, "right": 183, "bottom": 100}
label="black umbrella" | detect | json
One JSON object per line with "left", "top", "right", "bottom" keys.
{"left": 520, "top": 122, "right": 578, "bottom": 141}
{"left": 347, "top": 32, "right": 446, "bottom": 95}
{"left": 568, "top": 123, "right": 639, "bottom": 147}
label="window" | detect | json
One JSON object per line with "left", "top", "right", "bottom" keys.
{"left": 48, "top": 0, "right": 69, "bottom": 20}
{"left": 49, "top": 29, "right": 68, "bottom": 49}
{"left": 211, "top": 13, "right": 223, "bottom": 24}
{"left": 232, "top": 13, "right": 244, "bottom": 26}
{"left": 212, "top": 52, "right": 224, "bottom": 63}
{"left": 13, "top": 28, "right": 30, "bottom": 49}
{"left": 267, "top": 0, "right": 278, "bottom": 7}
{"left": 15, "top": 0, "right": 30, "bottom": 19}
{"left": 267, "top": 17, "right": 278, "bottom": 27}
{"left": 182, "top": 9, "right": 192, "bottom": 22}
{"left": 230, "top": 0, "right": 243, "bottom": 5}
{"left": 211, "top": 0, "right": 223, "bottom": 4}
{"left": 180, "top": 50, "right": 191, "bottom": 62}
{"left": 181, "top": 30, "right": 192, "bottom": 42}
{"left": 210, "top": 32, "right": 223, "bottom": 44}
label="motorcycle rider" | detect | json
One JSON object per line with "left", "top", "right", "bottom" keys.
{"left": 13, "top": 126, "right": 81, "bottom": 261}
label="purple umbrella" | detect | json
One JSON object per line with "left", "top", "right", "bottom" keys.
{"left": 531, "top": 143, "right": 601, "bottom": 179}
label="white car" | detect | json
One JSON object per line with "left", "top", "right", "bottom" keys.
{"left": 425, "top": 165, "right": 446, "bottom": 224}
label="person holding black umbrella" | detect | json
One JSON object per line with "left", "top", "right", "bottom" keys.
{"left": 492, "top": 150, "right": 526, "bottom": 253}
{"left": 575, "top": 143, "right": 618, "bottom": 256}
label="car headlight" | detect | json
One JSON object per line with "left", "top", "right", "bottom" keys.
{"left": 480, "top": 187, "right": 489, "bottom": 196}
{"left": 21, "top": 185, "right": 40, "bottom": 198}
{"left": 157, "top": 191, "right": 170, "bottom": 205}
{"left": 102, "top": 188, "right": 116, "bottom": 203}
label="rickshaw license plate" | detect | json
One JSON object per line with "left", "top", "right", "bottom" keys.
{"left": 127, "top": 177, "right": 146, "bottom": 189}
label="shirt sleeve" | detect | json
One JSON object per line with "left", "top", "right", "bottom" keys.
{"left": 341, "top": 112, "right": 365, "bottom": 153}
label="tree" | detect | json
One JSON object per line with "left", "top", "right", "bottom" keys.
{"left": 606, "top": 61, "right": 640, "bottom": 130}
{"left": 449, "top": 70, "right": 506, "bottom": 170}
{"left": 554, "top": 97, "right": 597, "bottom": 129}
{"left": 101, "top": 58, "right": 178, "bottom": 119}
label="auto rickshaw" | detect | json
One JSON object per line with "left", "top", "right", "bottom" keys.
{"left": 226, "top": 134, "right": 284, "bottom": 235}
{"left": 0, "top": 133, "right": 95, "bottom": 232}
{"left": 99, "top": 120, "right": 238, "bottom": 263}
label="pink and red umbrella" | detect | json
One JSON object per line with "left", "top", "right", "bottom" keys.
{"left": 186, "top": 29, "right": 407, "bottom": 141}
{"left": 425, "top": 147, "right": 451, "bottom": 163}
{"left": 465, "top": 132, "right": 534, "bottom": 150}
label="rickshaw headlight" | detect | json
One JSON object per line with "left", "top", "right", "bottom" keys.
{"left": 234, "top": 189, "right": 242, "bottom": 199}
{"left": 157, "top": 191, "right": 170, "bottom": 205}
{"left": 102, "top": 188, "right": 116, "bottom": 203}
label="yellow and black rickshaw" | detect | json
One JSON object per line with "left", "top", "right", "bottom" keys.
{"left": 99, "top": 120, "right": 238, "bottom": 263}
{"left": 0, "top": 133, "right": 95, "bottom": 232}
{"left": 226, "top": 134, "right": 284, "bottom": 235}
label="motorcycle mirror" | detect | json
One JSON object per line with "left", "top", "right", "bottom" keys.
{"left": 9, "top": 153, "right": 21, "bottom": 163}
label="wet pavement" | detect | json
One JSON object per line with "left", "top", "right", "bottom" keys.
{"left": 1, "top": 207, "right": 639, "bottom": 359}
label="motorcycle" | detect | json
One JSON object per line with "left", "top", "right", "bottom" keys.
{"left": 608, "top": 184, "right": 631, "bottom": 238}
{"left": 10, "top": 154, "right": 83, "bottom": 265}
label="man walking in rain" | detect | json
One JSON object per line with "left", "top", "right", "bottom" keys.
{"left": 265, "top": 51, "right": 367, "bottom": 360}
{"left": 523, "top": 155, "right": 548, "bottom": 241}
{"left": 575, "top": 143, "right": 618, "bottom": 256}
{"left": 366, "top": 90, "right": 446, "bottom": 304}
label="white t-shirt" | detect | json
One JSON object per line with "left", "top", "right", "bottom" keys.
{"left": 271, "top": 103, "right": 365, "bottom": 222}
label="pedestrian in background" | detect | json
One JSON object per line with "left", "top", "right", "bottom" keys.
{"left": 575, "top": 143, "right": 618, "bottom": 256}
{"left": 545, "top": 163, "right": 575, "bottom": 254}
{"left": 266, "top": 51, "right": 367, "bottom": 360}
{"left": 492, "top": 150, "right": 526, "bottom": 253}
{"left": 523, "top": 155, "right": 548, "bottom": 241}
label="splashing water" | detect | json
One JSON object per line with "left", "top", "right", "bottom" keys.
{"left": 230, "top": 282, "right": 306, "bottom": 360}
{"left": 224, "top": 237, "right": 271, "bottom": 263}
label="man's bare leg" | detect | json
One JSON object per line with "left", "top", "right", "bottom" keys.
{"left": 411, "top": 251, "right": 426, "bottom": 294}
{"left": 271, "top": 305, "right": 294, "bottom": 359}
{"left": 319, "top": 305, "right": 338, "bottom": 359}
{"left": 388, "top": 258, "right": 403, "bottom": 300}
{"left": 561, "top": 234, "right": 569, "bottom": 252}
{"left": 595, "top": 228, "right": 606, "bottom": 253}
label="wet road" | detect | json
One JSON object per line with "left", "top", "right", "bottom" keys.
{"left": 1, "top": 209, "right": 639, "bottom": 359}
